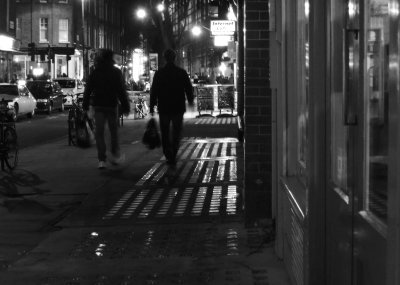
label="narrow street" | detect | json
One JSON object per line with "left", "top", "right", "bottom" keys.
{"left": 0, "top": 113, "right": 289, "bottom": 284}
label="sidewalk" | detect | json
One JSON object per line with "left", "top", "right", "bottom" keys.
{"left": 0, "top": 116, "right": 291, "bottom": 284}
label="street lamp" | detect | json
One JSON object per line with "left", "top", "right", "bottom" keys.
{"left": 191, "top": 26, "right": 202, "bottom": 37}
{"left": 81, "top": 0, "right": 86, "bottom": 80}
{"left": 136, "top": 8, "right": 147, "bottom": 20}
{"left": 156, "top": 3, "right": 165, "bottom": 12}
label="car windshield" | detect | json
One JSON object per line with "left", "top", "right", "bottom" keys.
{"left": 26, "top": 82, "right": 52, "bottom": 98}
{"left": 54, "top": 79, "right": 75, "bottom": 88}
{"left": 0, "top": 85, "right": 18, "bottom": 96}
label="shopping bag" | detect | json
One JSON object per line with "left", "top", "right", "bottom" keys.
{"left": 142, "top": 117, "right": 161, "bottom": 149}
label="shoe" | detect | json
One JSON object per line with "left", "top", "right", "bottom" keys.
{"left": 109, "top": 153, "right": 125, "bottom": 165}
{"left": 98, "top": 161, "right": 106, "bottom": 169}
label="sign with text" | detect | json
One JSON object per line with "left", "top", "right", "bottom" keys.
{"left": 210, "top": 20, "right": 236, "bottom": 36}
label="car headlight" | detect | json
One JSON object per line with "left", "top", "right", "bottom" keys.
{"left": 37, "top": 99, "right": 48, "bottom": 103}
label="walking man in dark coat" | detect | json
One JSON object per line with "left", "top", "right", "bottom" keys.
{"left": 150, "top": 49, "right": 194, "bottom": 166}
{"left": 83, "top": 49, "right": 130, "bottom": 169}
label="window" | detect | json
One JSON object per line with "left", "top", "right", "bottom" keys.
{"left": 59, "top": 19, "right": 69, "bottom": 43}
{"left": 59, "top": 0, "right": 68, "bottom": 3}
{"left": 16, "top": 18, "right": 21, "bottom": 40}
{"left": 39, "top": 18, "right": 49, "bottom": 42}
{"left": 40, "top": 0, "right": 48, "bottom": 3}
{"left": 99, "top": 27, "right": 104, "bottom": 48}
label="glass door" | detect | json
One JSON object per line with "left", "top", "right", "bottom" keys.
{"left": 327, "top": 0, "right": 390, "bottom": 284}
{"left": 326, "top": 1, "right": 358, "bottom": 284}
{"left": 352, "top": 0, "right": 389, "bottom": 284}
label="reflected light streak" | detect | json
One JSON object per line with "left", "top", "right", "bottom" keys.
{"left": 389, "top": 2, "right": 400, "bottom": 17}
{"left": 305, "top": 0, "right": 310, "bottom": 18}
{"left": 348, "top": 1, "right": 357, "bottom": 18}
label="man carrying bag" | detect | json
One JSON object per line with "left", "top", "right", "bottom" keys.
{"left": 83, "top": 49, "right": 130, "bottom": 169}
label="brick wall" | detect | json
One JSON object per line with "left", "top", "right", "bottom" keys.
{"left": 244, "top": 0, "right": 271, "bottom": 223}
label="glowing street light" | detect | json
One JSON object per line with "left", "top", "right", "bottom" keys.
{"left": 157, "top": 3, "right": 165, "bottom": 12}
{"left": 191, "top": 25, "right": 202, "bottom": 37}
{"left": 136, "top": 8, "right": 147, "bottom": 19}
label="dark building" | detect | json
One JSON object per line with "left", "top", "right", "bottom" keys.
{"left": 168, "top": 0, "right": 234, "bottom": 83}
{"left": 0, "top": 0, "right": 19, "bottom": 82}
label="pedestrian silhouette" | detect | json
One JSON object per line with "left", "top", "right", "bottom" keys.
{"left": 150, "top": 49, "right": 194, "bottom": 167}
{"left": 82, "top": 49, "right": 130, "bottom": 169}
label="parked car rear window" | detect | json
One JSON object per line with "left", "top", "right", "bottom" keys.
{"left": 26, "top": 81, "right": 52, "bottom": 98}
{"left": 0, "top": 85, "right": 18, "bottom": 96}
{"left": 54, "top": 79, "right": 75, "bottom": 88}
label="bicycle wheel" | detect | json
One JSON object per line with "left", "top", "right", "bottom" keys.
{"left": 68, "top": 109, "right": 77, "bottom": 146}
{"left": 4, "top": 127, "right": 18, "bottom": 170}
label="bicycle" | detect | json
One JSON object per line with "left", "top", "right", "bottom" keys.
{"left": 134, "top": 94, "right": 149, "bottom": 119}
{"left": 0, "top": 100, "right": 18, "bottom": 170}
{"left": 68, "top": 94, "right": 95, "bottom": 147}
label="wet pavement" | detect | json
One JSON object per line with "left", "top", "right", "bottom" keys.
{"left": 0, "top": 114, "right": 290, "bottom": 285}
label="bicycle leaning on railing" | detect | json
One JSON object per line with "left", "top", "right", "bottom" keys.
{"left": 134, "top": 93, "right": 149, "bottom": 119}
{"left": 0, "top": 99, "right": 18, "bottom": 170}
{"left": 67, "top": 94, "right": 95, "bottom": 148}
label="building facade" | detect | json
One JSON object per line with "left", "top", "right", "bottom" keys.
{"left": 0, "top": 0, "right": 19, "bottom": 83}
{"left": 15, "top": 0, "right": 122, "bottom": 80}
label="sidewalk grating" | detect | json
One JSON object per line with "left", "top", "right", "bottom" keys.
{"left": 192, "top": 117, "right": 237, "bottom": 125}
{"left": 102, "top": 184, "right": 241, "bottom": 221}
{"left": 102, "top": 138, "right": 243, "bottom": 222}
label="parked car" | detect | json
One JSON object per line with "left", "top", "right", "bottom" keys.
{"left": 26, "top": 80, "right": 64, "bottom": 114}
{"left": 53, "top": 78, "right": 84, "bottom": 108}
{"left": 0, "top": 83, "right": 37, "bottom": 121}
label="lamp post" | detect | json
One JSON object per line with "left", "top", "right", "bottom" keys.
{"left": 191, "top": 24, "right": 211, "bottom": 80}
{"left": 81, "top": 0, "right": 86, "bottom": 80}
{"left": 136, "top": 7, "right": 152, "bottom": 82}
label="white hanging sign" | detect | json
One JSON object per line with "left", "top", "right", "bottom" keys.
{"left": 210, "top": 20, "right": 236, "bottom": 36}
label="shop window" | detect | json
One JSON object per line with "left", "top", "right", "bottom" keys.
{"left": 59, "top": 19, "right": 69, "bottom": 43}
{"left": 99, "top": 27, "right": 104, "bottom": 48}
{"left": 365, "top": 0, "right": 389, "bottom": 222}
{"left": 39, "top": 18, "right": 49, "bottom": 42}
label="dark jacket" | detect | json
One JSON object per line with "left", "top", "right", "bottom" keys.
{"left": 150, "top": 62, "right": 193, "bottom": 114}
{"left": 83, "top": 62, "right": 130, "bottom": 113}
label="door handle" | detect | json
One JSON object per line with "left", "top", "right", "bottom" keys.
{"left": 343, "top": 28, "right": 359, "bottom": 126}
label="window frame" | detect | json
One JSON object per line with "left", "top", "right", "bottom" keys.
{"left": 58, "top": 19, "right": 69, "bottom": 43}
{"left": 39, "top": 18, "right": 49, "bottom": 43}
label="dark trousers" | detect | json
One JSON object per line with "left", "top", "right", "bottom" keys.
{"left": 159, "top": 113, "right": 184, "bottom": 164}
{"left": 94, "top": 107, "right": 119, "bottom": 162}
